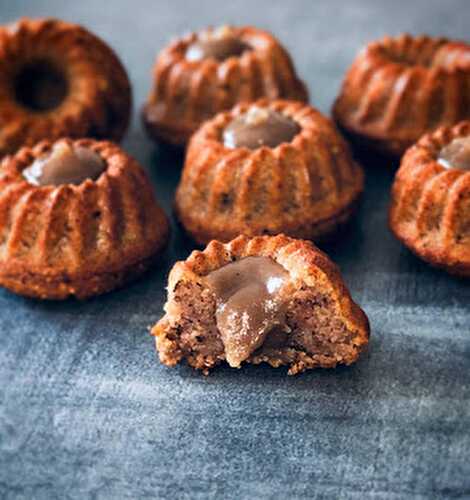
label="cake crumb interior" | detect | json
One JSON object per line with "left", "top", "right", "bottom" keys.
{"left": 159, "top": 261, "right": 360, "bottom": 374}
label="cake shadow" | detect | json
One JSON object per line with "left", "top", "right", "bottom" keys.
{"left": 165, "top": 326, "right": 469, "bottom": 404}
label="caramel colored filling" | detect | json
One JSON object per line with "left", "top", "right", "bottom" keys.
{"left": 14, "top": 60, "right": 68, "bottom": 112}
{"left": 204, "top": 256, "right": 290, "bottom": 367}
{"left": 223, "top": 106, "right": 300, "bottom": 150}
{"left": 438, "top": 136, "right": 470, "bottom": 171}
{"left": 186, "top": 26, "right": 250, "bottom": 62}
{"left": 22, "top": 142, "right": 106, "bottom": 187}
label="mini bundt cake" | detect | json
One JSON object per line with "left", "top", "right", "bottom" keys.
{"left": 389, "top": 121, "right": 470, "bottom": 277}
{"left": 0, "top": 17, "right": 131, "bottom": 157}
{"left": 0, "top": 138, "right": 169, "bottom": 299}
{"left": 175, "top": 99, "right": 365, "bottom": 244}
{"left": 143, "top": 25, "right": 308, "bottom": 146}
{"left": 333, "top": 34, "right": 470, "bottom": 157}
{"left": 152, "top": 234, "right": 370, "bottom": 375}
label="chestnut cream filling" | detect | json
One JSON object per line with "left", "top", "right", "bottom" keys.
{"left": 438, "top": 135, "right": 470, "bottom": 171}
{"left": 223, "top": 106, "right": 300, "bottom": 150}
{"left": 22, "top": 142, "right": 106, "bottom": 187}
{"left": 204, "top": 256, "right": 292, "bottom": 367}
{"left": 185, "top": 26, "right": 251, "bottom": 62}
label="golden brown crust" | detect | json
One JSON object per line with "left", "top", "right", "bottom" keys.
{"left": 175, "top": 99, "right": 364, "bottom": 244}
{"left": 152, "top": 234, "right": 370, "bottom": 374}
{"left": 0, "top": 17, "right": 132, "bottom": 156}
{"left": 143, "top": 26, "right": 308, "bottom": 146}
{"left": 389, "top": 121, "right": 470, "bottom": 277}
{"left": 333, "top": 34, "right": 470, "bottom": 157}
{"left": 0, "top": 252, "right": 161, "bottom": 300}
{"left": 0, "top": 138, "right": 170, "bottom": 299}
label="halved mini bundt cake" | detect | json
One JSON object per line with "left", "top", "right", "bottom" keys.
{"left": 175, "top": 99, "right": 364, "bottom": 244}
{"left": 333, "top": 34, "right": 470, "bottom": 156}
{"left": 143, "top": 25, "right": 308, "bottom": 146}
{"left": 0, "top": 17, "right": 131, "bottom": 157}
{"left": 0, "top": 138, "right": 169, "bottom": 299}
{"left": 389, "top": 121, "right": 470, "bottom": 277}
{"left": 152, "top": 234, "right": 370, "bottom": 375}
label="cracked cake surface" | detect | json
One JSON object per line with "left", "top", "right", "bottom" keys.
{"left": 152, "top": 234, "right": 370, "bottom": 375}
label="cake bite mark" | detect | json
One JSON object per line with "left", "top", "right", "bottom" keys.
{"left": 223, "top": 106, "right": 300, "bottom": 149}
{"left": 152, "top": 235, "right": 370, "bottom": 374}
{"left": 204, "top": 256, "right": 290, "bottom": 367}
{"left": 185, "top": 25, "right": 250, "bottom": 62}
{"left": 22, "top": 142, "right": 106, "bottom": 187}
{"left": 438, "top": 136, "right": 470, "bottom": 171}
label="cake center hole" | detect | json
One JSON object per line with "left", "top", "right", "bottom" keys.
{"left": 438, "top": 136, "right": 470, "bottom": 171}
{"left": 14, "top": 60, "right": 68, "bottom": 112}
{"left": 204, "top": 256, "right": 290, "bottom": 367}
{"left": 223, "top": 106, "right": 300, "bottom": 149}
{"left": 186, "top": 26, "right": 251, "bottom": 62}
{"left": 22, "top": 142, "right": 106, "bottom": 187}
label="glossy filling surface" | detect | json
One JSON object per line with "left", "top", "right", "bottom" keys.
{"left": 185, "top": 26, "right": 250, "bottom": 62}
{"left": 204, "top": 256, "right": 290, "bottom": 367}
{"left": 23, "top": 142, "right": 106, "bottom": 186}
{"left": 14, "top": 60, "right": 69, "bottom": 112}
{"left": 438, "top": 136, "right": 470, "bottom": 171}
{"left": 223, "top": 106, "right": 300, "bottom": 149}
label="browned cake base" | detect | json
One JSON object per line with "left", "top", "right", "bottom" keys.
{"left": 334, "top": 121, "right": 412, "bottom": 159}
{"left": 0, "top": 248, "right": 166, "bottom": 301}
{"left": 175, "top": 193, "right": 361, "bottom": 246}
{"left": 152, "top": 234, "right": 370, "bottom": 375}
{"left": 142, "top": 105, "right": 193, "bottom": 147}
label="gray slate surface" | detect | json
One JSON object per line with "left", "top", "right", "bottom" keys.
{"left": 0, "top": 1, "right": 469, "bottom": 499}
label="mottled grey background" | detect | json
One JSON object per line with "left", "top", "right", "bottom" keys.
{"left": 0, "top": 1, "right": 469, "bottom": 499}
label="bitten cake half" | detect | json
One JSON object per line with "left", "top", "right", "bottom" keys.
{"left": 152, "top": 234, "right": 369, "bottom": 375}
